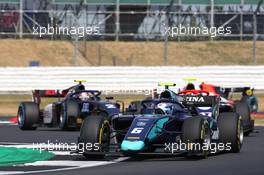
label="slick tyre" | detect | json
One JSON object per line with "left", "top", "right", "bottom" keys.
{"left": 182, "top": 116, "right": 211, "bottom": 158}
{"left": 79, "top": 114, "right": 110, "bottom": 159}
{"left": 241, "top": 96, "right": 258, "bottom": 113}
{"left": 235, "top": 101, "right": 252, "bottom": 136}
{"left": 218, "top": 112, "right": 243, "bottom": 153}
{"left": 60, "top": 100, "right": 80, "bottom": 130}
{"left": 17, "top": 102, "right": 39, "bottom": 130}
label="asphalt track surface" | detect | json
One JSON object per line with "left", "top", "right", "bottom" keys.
{"left": 0, "top": 122, "right": 263, "bottom": 175}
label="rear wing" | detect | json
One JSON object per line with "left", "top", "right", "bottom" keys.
{"left": 222, "top": 87, "right": 253, "bottom": 97}
{"left": 33, "top": 90, "right": 66, "bottom": 98}
{"left": 182, "top": 95, "right": 219, "bottom": 107}
{"left": 32, "top": 90, "right": 66, "bottom": 104}
{"left": 155, "top": 83, "right": 178, "bottom": 97}
{"left": 229, "top": 87, "right": 252, "bottom": 93}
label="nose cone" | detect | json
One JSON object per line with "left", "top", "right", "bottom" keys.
{"left": 121, "top": 140, "right": 145, "bottom": 151}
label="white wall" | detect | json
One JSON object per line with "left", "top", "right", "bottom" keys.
{"left": 0, "top": 66, "right": 263, "bottom": 93}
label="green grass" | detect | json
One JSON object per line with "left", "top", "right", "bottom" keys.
{"left": 253, "top": 118, "right": 264, "bottom": 125}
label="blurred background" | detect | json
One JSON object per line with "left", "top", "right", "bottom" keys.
{"left": 0, "top": 0, "right": 263, "bottom": 122}
{"left": 0, "top": 0, "right": 263, "bottom": 66}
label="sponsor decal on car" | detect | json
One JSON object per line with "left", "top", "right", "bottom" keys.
{"left": 81, "top": 103, "right": 90, "bottom": 112}
{"left": 136, "top": 122, "right": 147, "bottom": 127}
{"left": 105, "top": 104, "right": 116, "bottom": 108}
{"left": 186, "top": 96, "right": 205, "bottom": 102}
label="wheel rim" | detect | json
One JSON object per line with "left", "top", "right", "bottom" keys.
{"left": 59, "top": 113, "right": 64, "bottom": 126}
{"left": 60, "top": 104, "right": 67, "bottom": 128}
{"left": 203, "top": 131, "right": 211, "bottom": 147}
{"left": 252, "top": 104, "right": 257, "bottom": 112}
{"left": 18, "top": 107, "right": 24, "bottom": 127}
{"left": 202, "top": 123, "right": 211, "bottom": 156}
{"left": 238, "top": 118, "right": 244, "bottom": 147}
{"left": 99, "top": 121, "right": 110, "bottom": 152}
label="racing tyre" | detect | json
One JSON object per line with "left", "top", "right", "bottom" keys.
{"left": 79, "top": 114, "right": 110, "bottom": 159}
{"left": 218, "top": 112, "right": 243, "bottom": 153}
{"left": 17, "top": 102, "right": 39, "bottom": 130}
{"left": 235, "top": 101, "right": 253, "bottom": 136}
{"left": 182, "top": 116, "right": 211, "bottom": 158}
{"left": 60, "top": 100, "right": 79, "bottom": 130}
{"left": 250, "top": 99, "right": 258, "bottom": 113}
{"left": 241, "top": 95, "right": 258, "bottom": 113}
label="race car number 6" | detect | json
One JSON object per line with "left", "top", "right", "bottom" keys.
{"left": 131, "top": 127, "right": 144, "bottom": 134}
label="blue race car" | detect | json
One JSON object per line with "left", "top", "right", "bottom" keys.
{"left": 78, "top": 88, "right": 243, "bottom": 159}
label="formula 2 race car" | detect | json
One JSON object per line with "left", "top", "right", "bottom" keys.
{"left": 200, "top": 83, "right": 255, "bottom": 136}
{"left": 17, "top": 81, "right": 120, "bottom": 130}
{"left": 77, "top": 88, "right": 243, "bottom": 159}
{"left": 181, "top": 78, "right": 258, "bottom": 112}
{"left": 159, "top": 82, "right": 254, "bottom": 136}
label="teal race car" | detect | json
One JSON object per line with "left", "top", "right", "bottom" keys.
{"left": 77, "top": 89, "right": 243, "bottom": 159}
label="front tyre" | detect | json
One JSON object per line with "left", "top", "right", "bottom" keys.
{"left": 17, "top": 102, "right": 39, "bottom": 130}
{"left": 182, "top": 116, "right": 211, "bottom": 158}
{"left": 79, "top": 114, "right": 110, "bottom": 159}
{"left": 218, "top": 112, "right": 243, "bottom": 153}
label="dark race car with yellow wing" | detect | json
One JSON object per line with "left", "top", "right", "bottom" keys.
{"left": 17, "top": 81, "right": 120, "bottom": 131}
{"left": 199, "top": 83, "right": 255, "bottom": 136}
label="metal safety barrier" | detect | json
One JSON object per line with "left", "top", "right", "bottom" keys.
{"left": 0, "top": 66, "right": 263, "bottom": 93}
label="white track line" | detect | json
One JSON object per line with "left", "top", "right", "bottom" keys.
{"left": 0, "top": 142, "right": 29, "bottom": 145}
{"left": 0, "top": 121, "right": 16, "bottom": 125}
{"left": 0, "top": 143, "right": 129, "bottom": 174}
{"left": 0, "top": 121, "right": 12, "bottom": 124}
{"left": 0, "top": 157, "right": 129, "bottom": 175}
{"left": 0, "top": 145, "right": 78, "bottom": 156}
{"left": 0, "top": 144, "right": 78, "bottom": 155}
{"left": 24, "top": 160, "right": 112, "bottom": 167}
{"left": 0, "top": 172, "right": 23, "bottom": 175}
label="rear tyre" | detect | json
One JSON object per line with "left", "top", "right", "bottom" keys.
{"left": 59, "top": 100, "right": 79, "bottom": 130}
{"left": 235, "top": 101, "right": 253, "bottom": 136}
{"left": 250, "top": 100, "right": 258, "bottom": 113}
{"left": 182, "top": 116, "right": 211, "bottom": 158}
{"left": 79, "top": 114, "right": 110, "bottom": 159}
{"left": 17, "top": 102, "right": 39, "bottom": 130}
{"left": 241, "top": 96, "right": 258, "bottom": 113}
{"left": 218, "top": 112, "right": 243, "bottom": 153}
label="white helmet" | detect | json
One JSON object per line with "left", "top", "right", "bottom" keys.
{"left": 156, "top": 102, "right": 174, "bottom": 115}
{"left": 79, "top": 92, "right": 89, "bottom": 101}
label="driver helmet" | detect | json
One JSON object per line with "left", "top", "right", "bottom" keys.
{"left": 79, "top": 92, "right": 89, "bottom": 101}
{"left": 160, "top": 90, "right": 172, "bottom": 99}
{"left": 245, "top": 89, "right": 253, "bottom": 96}
{"left": 156, "top": 102, "right": 174, "bottom": 115}
{"left": 243, "top": 87, "right": 253, "bottom": 96}
{"left": 76, "top": 84, "right": 85, "bottom": 92}
{"left": 185, "top": 83, "right": 195, "bottom": 90}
